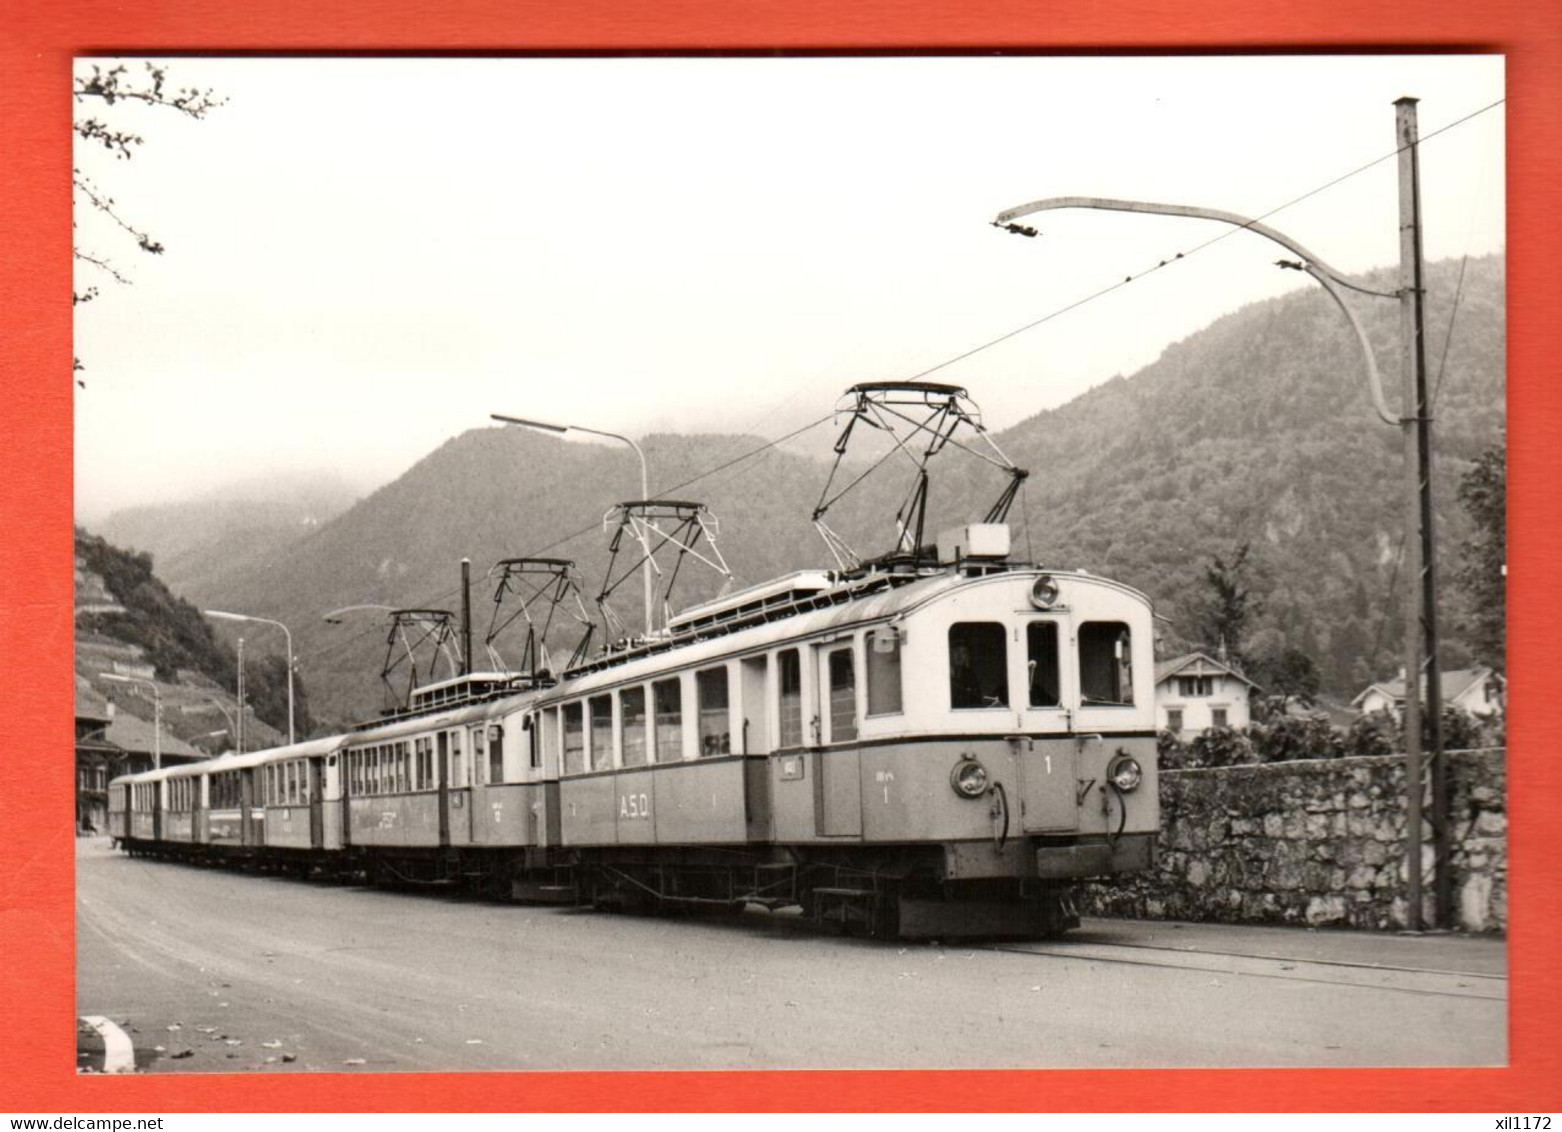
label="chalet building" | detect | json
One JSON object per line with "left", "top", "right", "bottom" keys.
{"left": 1351, "top": 665, "right": 1505, "bottom": 722}
{"left": 1154, "top": 651, "right": 1259, "bottom": 737}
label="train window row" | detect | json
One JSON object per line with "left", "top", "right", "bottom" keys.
{"left": 545, "top": 631, "right": 905, "bottom": 775}
{"left": 264, "top": 759, "right": 312, "bottom": 806}
{"left": 348, "top": 742, "right": 411, "bottom": 797}
{"left": 947, "top": 619, "right": 1132, "bottom": 710}
{"left": 166, "top": 777, "right": 197, "bottom": 813}
{"left": 210, "top": 770, "right": 243, "bottom": 810}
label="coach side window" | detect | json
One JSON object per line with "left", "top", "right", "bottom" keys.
{"left": 696, "top": 667, "right": 730, "bottom": 756}
{"left": 865, "top": 627, "right": 903, "bottom": 716}
{"left": 588, "top": 695, "right": 614, "bottom": 771}
{"left": 1027, "top": 622, "right": 1062, "bottom": 708}
{"left": 620, "top": 687, "right": 649, "bottom": 767}
{"left": 827, "top": 647, "right": 857, "bottom": 743}
{"left": 1079, "top": 621, "right": 1134, "bottom": 706}
{"left": 777, "top": 649, "right": 803, "bottom": 748}
{"left": 488, "top": 725, "right": 505, "bottom": 783}
{"left": 563, "top": 704, "right": 585, "bottom": 775}
{"left": 949, "top": 622, "right": 1009, "bottom": 709}
{"left": 653, "top": 678, "right": 683, "bottom": 763}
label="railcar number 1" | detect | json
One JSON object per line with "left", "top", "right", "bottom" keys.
{"left": 619, "top": 792, "right": 651, "bottom": 820}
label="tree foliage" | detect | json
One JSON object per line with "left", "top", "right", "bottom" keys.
{"left": 1188, "top": 542, "right": 1261, "bottom": 668}
{"left": 1248, "top": 645, "right": 1322, "bottom": 719}
{"left": 72, "top": 62, "right": 224, "bottom": 374}
{"left": 1453, "top": 443, "right": 1506, "bottom": 670}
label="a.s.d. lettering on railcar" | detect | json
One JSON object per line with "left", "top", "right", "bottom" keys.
{"left": 619, "top": 792, "right": 651, "bottom": 820}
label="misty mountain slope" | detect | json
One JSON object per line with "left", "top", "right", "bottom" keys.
{"left": 191, "top": 255, "right": 1503, "bottom": 725}
{"left": 182, "top": 428, "right": 868, "bottom": 724}
{"left": 94, "top": 471, "right": 362, "bottom": 597}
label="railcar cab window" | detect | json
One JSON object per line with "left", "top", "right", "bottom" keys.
{"left": 696, "top": 667, "right": 730, "bottom": 756}
{"left": 949, "top": 622, "right": 1009, "bottom": 709}
{"left": 620, "top": 687, "right": 649, "bottom": 767}
{"left": 826, "top": 647, "right": 857, "bottom": 742}
{"left": 777, "top": 649, "right": 803, "bottom": 748}
{"left": 1079, "top": 621, "right": 1135, "bottom": 706}
{"left": 1027, "top": 622, "right": 1062, "bottom": 708}
{"left": 653, "top": 678, "right": 683, "bottom": 763}
{"left": 562, "top": 703, "right": 585, "bottom": 775}
{"left": 866, "top": 627, "right": 904, "bottom": 716}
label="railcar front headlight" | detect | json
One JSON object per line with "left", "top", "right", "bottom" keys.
{"left": 1108, "top": 752, "right": 1143, "bottom": 792}
{"left": 950, "top": 755, "right": 990, "bottom": 798}
{"left": 1028, "top": 574, "right": 1060, "bottom": 609}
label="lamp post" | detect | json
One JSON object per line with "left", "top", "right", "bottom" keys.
{"left": 205, "top": 610, "right": 295, "bottom": 745}
{"left": 492, "top": 412, "right": 655, "bottom": 636}
{"left": 992, "top": 105, "right": 1446, "bottom": 928}
{"left": 100, "top": 673, "right": 162, "bottom": 771}
{"left": 322, "top": 603, "right": 399, "bottom": 625}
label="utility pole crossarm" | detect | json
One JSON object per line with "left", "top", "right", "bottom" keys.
{"left": 991, "top": 195, "right": 1400, "bottom": 426}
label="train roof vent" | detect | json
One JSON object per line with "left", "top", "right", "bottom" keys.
{"left": 665, "top": 570, "right": 834, "bottom": 633}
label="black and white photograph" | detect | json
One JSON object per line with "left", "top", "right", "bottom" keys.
{"left": 71, "top": 54, "right": 1507, "bottom": 1075}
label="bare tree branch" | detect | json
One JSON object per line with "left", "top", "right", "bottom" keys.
{"left": 73, "top": 172, "right": 164, "bottom": 254}
{"left": 74, "top": 249, "right": 133, "bottom": 285}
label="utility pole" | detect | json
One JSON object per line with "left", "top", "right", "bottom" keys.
{"left": 236, "top": 636, "right": 246, "bottom": 755}
{"left": 994, "top": 96, "right": 1452, "bottom": 931}
{"left": 1395, "top": 96, "right": 1449, "bottom": 930}
{"left": 461, "top": 558, "right": 473, "bottom": 676}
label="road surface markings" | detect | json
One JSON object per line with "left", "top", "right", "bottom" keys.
{"left": 80, "top": 1015, "right": 135, "bottom": 1073}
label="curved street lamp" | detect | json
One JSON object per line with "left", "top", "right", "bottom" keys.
{"left": 322, "top": 603, "right": 399, "bottom": 625}
{"left": 99, "top": 672, "right": 162, "bottom": 771}
{"left": 491, "top": 412, "right": 655, "bottom": 636}
{"left": 205, "top": 610, "right": 295, "bottom": 745}
{"left": 992, "top": 119, "right": 1446, "bottom": 929}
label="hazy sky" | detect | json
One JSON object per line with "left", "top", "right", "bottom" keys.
{"left": 72, "top": 55, "right": 1505, "bottom": 521}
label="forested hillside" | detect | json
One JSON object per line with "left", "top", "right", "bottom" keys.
{"left": 74, "top": 529, "right": 309, "bottom": 737}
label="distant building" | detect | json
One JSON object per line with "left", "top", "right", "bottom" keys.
{"left": 75, "top": 676, "right": 205, "bottom": 835}
{"left": 1154, "top": 651, "right": 1259, "bottom": 736}
{"left": 1351, "top": 665, "right": 1505, "bottom": 721}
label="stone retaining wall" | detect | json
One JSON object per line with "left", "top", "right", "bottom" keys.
{"left": 1081, "top": 748, "right": 1506, "bottom": 932}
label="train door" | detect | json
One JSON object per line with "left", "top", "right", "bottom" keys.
{"left": 340, "top": 748, "right": 353, "bottom": 848}
{"left": 308, "top": 757, "right": 325, "bottom": 849}
{"left": 153, "top": 780, "right": 163, "bottom": 842}
{"left": 1016, "top": 620, "right": 1079, "bottom": 833}
{"left": 814, "top": 641, "right": 863, "bottom": 837}
{"left": 437, "top": 731, "right": 452, "bottom": 848}
{"left": 239, "top": 768, "right": 257, "bottom": 847}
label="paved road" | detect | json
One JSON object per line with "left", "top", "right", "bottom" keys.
{"left": 75, "top": 839, "right": 1505, "bottom": 1072}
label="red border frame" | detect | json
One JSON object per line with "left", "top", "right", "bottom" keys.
{"left": 3, "top": 1, "right": 1559, "bottom": 1113}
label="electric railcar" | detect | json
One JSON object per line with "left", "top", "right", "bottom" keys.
{"left": 109, "top": 527, "right": 1157, "bottom": 938}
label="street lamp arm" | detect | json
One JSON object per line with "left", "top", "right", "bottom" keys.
{"left": 993, "top": 196, "right": 1397, "bottom": 296}
{"left": 991, "top": 195, "right": 1399, "bottom": 427}
{"left": 321, "top": 603, "right": 399, "bottom": 624}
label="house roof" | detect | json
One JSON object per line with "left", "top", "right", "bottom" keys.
{"left": 1350, "top": 666, "right": 1499, "bottom": 709}
{"left": 1153, "top": 651, "right": 1259, "bottom": 689}
{"left": 102, "top": 712, "right": 205, "bottom": 763}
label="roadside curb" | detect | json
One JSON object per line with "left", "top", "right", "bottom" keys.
{"left": 79, "top": 1016, "right": 136, "bottom": 1074}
